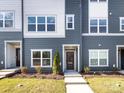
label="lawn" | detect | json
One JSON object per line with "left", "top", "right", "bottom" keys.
{"left": 86, "top": 76, "right": 124, "bottom": 93}
{"left": 0, "top": 78, "right": 65, "bottom": 93}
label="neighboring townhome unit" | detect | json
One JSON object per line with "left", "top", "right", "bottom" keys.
{"left": 0, "top": 0, "right": 124, "bottom": 72}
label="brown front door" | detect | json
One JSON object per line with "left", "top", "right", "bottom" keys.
{"left": 16, "top": 48, "right": 20, "bottom": 67}
{"left": 66, "top": 51, "right": 74, "bottom": 70}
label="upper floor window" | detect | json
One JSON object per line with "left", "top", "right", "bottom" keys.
{"left": 89, "top": 18, "right": 108, "bottom": 33}
{"left": 90, "top": 0, "right": 107, "bottom": 2}
{"left": 66, "top": 14, "right": 75, "bottom": 30}
{"left": 120, "top": 17, "right": 124, "bottom": 31}
{"left": 28, "top": 16, "right": 56, "bottom": 32}
{"left": 31, "top": 49, "right": 52, "bottom": 67}
{"left": 0, "top": 11, "right": 14, "bottom": 28}
{"left": 89, "top": 49, "right": 108, "bottom": 67}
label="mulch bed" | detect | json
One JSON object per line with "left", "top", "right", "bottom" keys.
{"left": 11, "top": 73, "right": 64, "bottom": 80}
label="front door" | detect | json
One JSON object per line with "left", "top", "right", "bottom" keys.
{"left": 121, "top": 49, "right": 124, "bottom": 70}
{"left": 16, "top": 48, "right": 20, "bottom": 67}
{"left": 66, "top": 51, "right": 74, "bottom": 70}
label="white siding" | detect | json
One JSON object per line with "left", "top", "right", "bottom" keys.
{"left": 0, "top": 0, "right": 22, "bottom": 32}
{"left": 24, "top": 0, "right": 65, "bottom": 38}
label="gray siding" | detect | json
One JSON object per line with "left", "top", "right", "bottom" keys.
{"left": 23, "top": 0, "right": 82, "bottom": 72}
{"left": 0, "top": 32, "right": 22, "bottom": 69}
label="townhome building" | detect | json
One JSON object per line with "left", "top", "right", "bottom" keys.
{"left": 0, "top": 0, "right": 124, "bottom": 72}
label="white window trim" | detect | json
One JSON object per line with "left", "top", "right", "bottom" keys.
{"left": 89, "top": 49, "right": 109, "bottom": 67}
{"left": 89, "top": 18, "right": 108, "bottom": 34}
{"left": 89, "top": 0, "right": 108, "bottom": 3}
{"left": 66, "top": 14, "right": 75, "bottom": 30}
{"left": 120, "top": 17, "right": 124, "bottom": 31}
{"left": 31, "top": 49, "right": 52, "bottom": 68}
{"left": 28, "top": 16, "right": 56, "bottom": 32}
{"left": 0, "top": 11, "right": 14, "bottom": 29}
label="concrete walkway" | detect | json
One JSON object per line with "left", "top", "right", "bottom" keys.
{"left": 0, "top": 68, "right": 20, "bottom": 79}
{"left": 64, "top": 71, "right": 94, "bottom": 93}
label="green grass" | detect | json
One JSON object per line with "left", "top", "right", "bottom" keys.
{"left": 0, "top": 78, "right": 65, "bottom": 93}
{"left": 86, "top": 76, "right": 124, "bottom": 93}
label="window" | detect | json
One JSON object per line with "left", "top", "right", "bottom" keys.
{"left": 89, "top": 50, "right": 108, "bottom": 67}
{"left": 120, "top": 17, "right": 124, "bottom": 31}
{"left": 66, "top": 14, "right": 75, "bottom": 30}
{"left": 90, "top": 0, "right": 107, "bottom": 2}
{"left": 28, "top": 16, "right": 56, "bottom": 32}
{"left": 31, "top": 49, "right": 52, "bottom": 67}
{"left": 0, "top": 11, "right": 14, "bottom": 28}
{"left": 89, "top": 18, "right": 108, "bottom": 33}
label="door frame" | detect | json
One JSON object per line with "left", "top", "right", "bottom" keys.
{"left": 62, "top": 44, "right": 80, "bottom": 72}
{"left": 4, "top": 40, "right": 22, "bottom": 69}
{"left": 65, "top": 50, "right": 76, "bottom": 71}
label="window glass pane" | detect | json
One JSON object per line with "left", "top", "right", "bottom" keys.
{"left": 99, "top": 19, "right": 106, "bottom": 25}
{"left": 99, "top": 51, "right": 107, "bottom": 59}
{"left": 90, "top": 0, "right": 97, "bottom": 2}
{"left": 0, "top": 13, "right": 3, "bottom": 19}
{"left": 122, "top": 25, "right": 124, "bottom": 30}
{"left": 38, "top": 17, "right": 45, "bottom": 23}
{"left": 5, "top": 20, "right": 13, "bottom": 27}
{"left": 47, "top": 17, "right": 55, "bottom": 23}
{"left": 90, "top": 59, "right": 98, "bottom": 65}
{"left": 28, "top": 17, "right": 36, "bottom": 23}
{"left": 68, "top": 23, "right": 73, "bottom": 28}
{"left": 47, "top": 24, "right": 55, "bottom": 31}
{"left": 90, "top": 19, "right": 97, "bottom": 25}
{"left": 99, "top": 0, "right": 106, "bottom": 2}
{"left": 28, "top": 24, "right": 36, "bottom": 31}
{"left": 68, "top": 17, "right": 73, "bottom": 23}
{"left": 42, "top": 51, "right": 50, "bottom": 58}
{"left": 5, "top": 13, "right": 13, "bottom": 19}
{"left": 90, "top": 51, "right": 98, "bottom": 59}
{"left": 33, "top": 59, "right": 41, "bottom": 66}
{"left": 38, "top": 24, "right": 45, "bottom": 31}
{"left": 99, "top": 27, "right": 106, "bottom": 33}
{"left": 33, "top": 51, "right": 41, "bottom": 58}
{"left": 99, "top": 59, "right": 107, "bottom": 65}
{"left": 42, "top": 59, "right": 50, "bottom": 66}
{"left": 0, "top": 20, "right": 3, "bottom": 27}
{"left": 90, "top": 27, "right": 97, "bottom": 33}
{"left": 122, "top": 20, "right": 124, "bottom": 24}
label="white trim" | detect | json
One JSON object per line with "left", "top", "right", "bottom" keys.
{"left": 4, "top": 40, "right": 22, "bottom": 69}
{"left": 82, "top": 33, "right": 124, "bottom": 36}
{"left": 89, "top": 49, "right": 109, "bottom": 67}
{"left": 31, "top": 49, "right": 52, "bottom": 68}
{"left": 120, "top": 17, "right": 124, "bottom": 31}
{"left": 66, "top": 14, "right": 75, "bottom": 30}
{"left": 89, "top": 0, "right": 108, "bottom": 3}
{"left": 116, "top": 45, "right": 124, "bottom": 69}
{"left": 62, "top": 44, "right": 80, "bottom": 72}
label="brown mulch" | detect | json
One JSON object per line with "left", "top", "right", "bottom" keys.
{"left": 11, "top": 73, "right": 64, "bottom": 80}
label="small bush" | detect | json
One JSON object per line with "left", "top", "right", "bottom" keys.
{"left": 84, "top": 66, "right": 90, "bottom": 73}
{"left": 20, "top": 67, "right": 28, "bottom": 74}
{"left": 35, "top": 66, "right": 42, "bottom": 74}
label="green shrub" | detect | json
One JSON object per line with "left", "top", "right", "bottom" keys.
{"left": 20, "top": 67, "right": 28, "bottom": 74}
{"left": 84, "top": 66, "right": 90, "bottom": 73}
{"left": 52, "top": 49, "right": 61, "bottom": 74}
{"left": 35, "top": 66, "right": 42, "bottom": 74}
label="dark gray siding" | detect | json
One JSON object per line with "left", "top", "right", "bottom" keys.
{"left": 0, "top": 32, "right": 22, "bottom": 69}
{"left": 23, "top": 0, "right": 82, "bottom": 72}
{"left": 82, "top": 36, "right": 124, "bottom": 71}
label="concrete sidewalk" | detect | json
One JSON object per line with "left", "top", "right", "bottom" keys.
{"left": 64, "top": 71, "right": 94, "bottom": 93}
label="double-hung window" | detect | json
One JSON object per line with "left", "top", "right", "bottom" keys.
{"left": 90, "top": 18, "right": 108, "bottom": 33}
{"left": 89, "top": 49, "right": 108, "bottom": 67}
{"left": 0, "top": 11, "right": 14, "bottom": 28}
{"left": 120, "top": 17, "right": 124, "bottom": 31}
{"left": 28, "top": 16, "right": 56, "bottom": 32}
{"left": 31, "top": 49, "right": 52, "bottom": 67}
{"left": 66, "top": 14, "right": 75, "bottom": 30}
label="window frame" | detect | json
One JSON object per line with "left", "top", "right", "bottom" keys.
{"left": 0, "top": 11, "right": 14, "bottom": 28}
{"left": 89, "top": 49, "right": 109, "bottom": 67}
{"left": 120, "top": 17, "right": 124, "bottom": 31}
{"left": 31, "top": 49, "right": 52, "bottom": 68}
{"left": 66, "top": 14, "right": 75, "bottom": 30}
{"left": 28, "top": 16, "right": 56, "bottom": 32}
{"left": 89, "top": 0, "right": 107, "bottom": 3}
{"left": 89, "top": 18, "right": 108, "bottom": 34}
